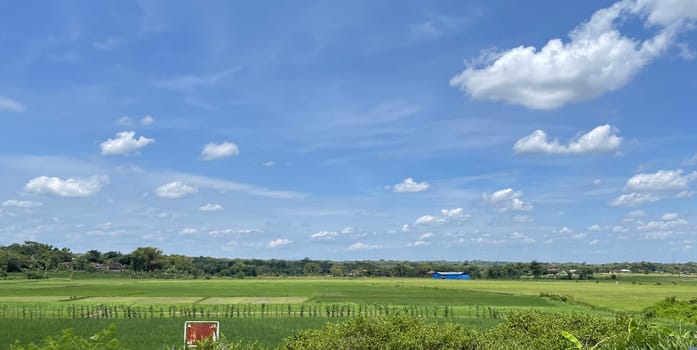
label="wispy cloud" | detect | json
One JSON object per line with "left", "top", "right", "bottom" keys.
{"left": 0, "top": 96, "right": 25, "bottom": 112}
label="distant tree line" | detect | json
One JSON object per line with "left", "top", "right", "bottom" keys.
{"left": 2, "top": 241, "right": 697, "bottom": 279}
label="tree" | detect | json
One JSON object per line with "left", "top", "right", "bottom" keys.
{"left": 529, "top": 260, "right": 545, "bottom": 278}
{"left": 128, "top": 247, "right": 165, "bottom": 272}
{"left": 303, "top": 262, "right": 322, "bottom": 275}
{"left": 329, "top": 264, "right": 345, "bottom": 276}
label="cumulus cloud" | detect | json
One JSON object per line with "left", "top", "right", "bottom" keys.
{"left": 401, "top": 224, "right": 411, "bottom": 232}
{"left": 201, "top": 142, "right": 240, "bottom": 160}
{"left": 262, "top": 161, "right": 276, "bottom": 167}
{"left": 199, "top": 203, "right": 224, "bottom": 211}
{"left": 267, "top": 238, "right": 291, "bottom": 248}
{"left": 612, "top": 169, "right": 697, "bottom": 206}
{"left": 156, "top": 181, "right": 198, "bottom": 198}
{"left": 0, "top": 96, "right": 25, "bottom": 112}
{"left": 2, "top": 199, "right": 43, "bottom": 208}
{"left": 415, "top": 208, "right": 470, "bottom": 225}
{"left": 393, "top": 178, "right": 430, "bottom": 193}
{"left": 450, "top": 0, "right": 697, "bottom": 109}
{"left": 100, "top": 131, "right": 155, "bottom": 155}
{"left": 482, "top": 188, "right": 533, "bottom": 211}
{"left": 347, "top": 242, "right": 381, "bottom": 251}
{"left": 25, "top": 175, "right": 108, "bottom": 197}
{"left": 514, "top": 125, "right": 622, "bottom": 155}
{"left": 636, "top": 213, "right": 688, "bottom": 231}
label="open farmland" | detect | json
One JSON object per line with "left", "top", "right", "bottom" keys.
{"left": 1, "top": 274, "right": 696, "bottom": 347}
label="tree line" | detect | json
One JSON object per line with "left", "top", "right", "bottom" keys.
{"left": 1, "top": 241, "right": 696, "bottom": 279}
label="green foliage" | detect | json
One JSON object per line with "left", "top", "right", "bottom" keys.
{"left": 643, "top": 296, "right": 697, "bottom": 323}
{"left": 280, "top": 315, "right": 477, "bottom": 350}
{"left": 9, "top": 324, "right": 126, "bottom": 350}
{"left": 279, "top": 312, "right": 697, "bottom": 350}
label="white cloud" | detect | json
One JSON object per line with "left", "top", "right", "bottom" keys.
{"left": 140, "top": 115, "right": 155, "bottom": 125}
{"left": 559, "top": 227, "right": 572, "bottom": 234}
{"left": 662, "top": 212, "right": 679, "bottom": 221}
{"left": 340, "top": 227, "right": 355, "bottom": 234}
{"left": 415, "top": 215, "right": 437, "bottom": 225}
{"left": 407, "top": 240, "right": 431, "bottom": 247}
{"left": 514, "top": 125, "right": 622, "bottom": 155}
{"left": 450, "top": 0, "right": 695, "bottom": 109}
{"left": 509, "top": 231, "right": 535, "bottom": 244}
{"left": 156, "top": 181, "right": 197, "bottom": 198}
{"left": 593, "top": 179, "right": 603, "bottom": 185}
{"left": 2, "top": 199, "right": 43, "bottom": 208}
{"left": 612, "top": 192, "right": 658, "bottom": 206}
{"left": 159, "top": 171, "right": 304, "bottom": 199}
{"left": 25, "top": 175, "right": 108, "bottom": 197}
{"left": 208, "top": 228, "right": 262, "bottom": 236}
{"left": 401, "top": 224, "right": 411, "bottom": 232}
{"left": 482, "top": 188, "right": 533, "bottom": 211}
{"left": 0, "top": 96, "right": 25, "bottom": 112}
{"left": 612, "top": 225, "right": 628, "bottom": 233}
{"left": 393, "top": 177, "right": 430, "bottom": 193}
{"left": 199, "top": 203, "right": 224, "bottom": 211}
{"left": 625, "top": 170, "right": 697, "bottom": 192}
{"left": 612, "top": 169, "right": 697, "bottom": 206}
{"left": 201, "top": 142, "right": 240, "bottom": 160}
{"left": 415, "top": 208, "right": 470, "bottom": 225}
{"left": 636, "top": 213, "right": 688, "bottom": 231}
{"left": 267, "top": 238, "right": 291, "bottom": 248}
{"left": 347, "top": 242, "right": 381, "bottom": 251}
{"left": 418, "top": 232, "right": 434, "bottom": 240}
{"left": 180, "top": 228, "right": 198, "bottom": 234}
{"left": 100, "top": 131, "right": 155, "bottom": 155}
{"left": 262, "top": 161, "right": 276, "bottom": 167}
{"left": 311, "top": 230, "right": 338, "bottom": 240}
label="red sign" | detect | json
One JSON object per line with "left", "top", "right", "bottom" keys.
{"left": 184, "top": 321, "right": 219, "bottom": 346}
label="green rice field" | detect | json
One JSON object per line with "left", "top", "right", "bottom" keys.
{"left": 1, "top": 274, "right": 695, "bottom": 348}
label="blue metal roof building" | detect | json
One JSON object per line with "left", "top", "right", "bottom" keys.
{"left": 432, "top": 271, "right": 470, "bottom": 280}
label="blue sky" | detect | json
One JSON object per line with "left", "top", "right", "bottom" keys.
{"left": 1, "top": 0, "right": 696, "bottom": 262}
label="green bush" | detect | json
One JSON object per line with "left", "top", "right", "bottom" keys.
{"left": 10, "top": 324, "right": 126, "bottom": 350}
{"left": 278, "top": 312, "right": 697, "bottom": 350}
{"left": 280, "top": 315, "right": 477, "bottom": 349}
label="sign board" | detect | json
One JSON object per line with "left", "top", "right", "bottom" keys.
{"left": 184, "top": 321, "right": 219, "bottom": 347}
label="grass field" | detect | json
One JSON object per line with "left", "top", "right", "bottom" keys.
{"left": 1, "top": 274, "right": 695, "bottom": 348}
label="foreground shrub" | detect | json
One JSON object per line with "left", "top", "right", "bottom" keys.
{"left": 279, "top": 312, "right": 697, "bottom": 350}
{"left": 280, "top": 315, "right": 478, "bottom": 349}
{"left": 644, "top": 296, "right": 697, "bottom": 323}
{"left": 10, "top": 324, "right": 125, "bottom": 350}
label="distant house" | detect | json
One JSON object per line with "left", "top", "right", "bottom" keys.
{"left": 431, "top": 271, "right": 470, "bottom": 280}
